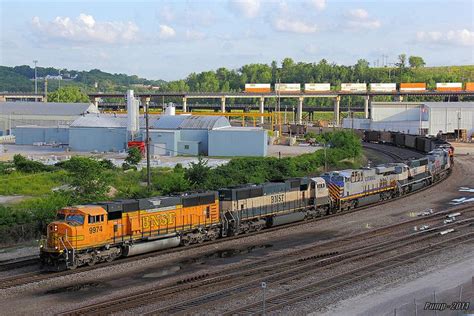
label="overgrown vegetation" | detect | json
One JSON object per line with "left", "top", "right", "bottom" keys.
{"left": 0, "top": 130, "right": 361, "bottom": 244}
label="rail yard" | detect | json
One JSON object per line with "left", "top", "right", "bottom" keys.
{"left": 0, "top": 140, "right": 472, "bottom": 315}
{"left": 2, "top": 0, "right": 473, "bottom": 314}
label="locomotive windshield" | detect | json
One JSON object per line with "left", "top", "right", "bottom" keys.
{"left": 63, "top": 214, "right": 85, "bottom": 225}
{"left": 54, "top": 212, "right": 85, "bottom": 225}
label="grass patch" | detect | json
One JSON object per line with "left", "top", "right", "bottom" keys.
{"left": 0, "top": 170, "right": 67, "bottom": 196}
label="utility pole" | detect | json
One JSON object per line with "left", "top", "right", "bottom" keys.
{"left": 145, "top": 101, "right": 151, "bottom": 190}
{"left": 58, "top": 70, "right": 61, "bottom": 102}
{"left": 33, "top": 60, "right": 38, "bottom": 96}
{"left": 44, "top": 79, "right": 48, "bottom": 102}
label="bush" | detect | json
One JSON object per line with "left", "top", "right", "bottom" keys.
{"left": 125, "top": 147, "right": 142, "bottom": 166}
{"left": 155, "top": 170, "right": 190, "bottom": 194}
{"left": 61, "top": 157, "right": 110, "bottom": 202}
{"left": 13, "top": 154, "right": 54, "bottom": 173}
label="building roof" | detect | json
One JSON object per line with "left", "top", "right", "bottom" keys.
{"left": 209, "top": 126, "right": 264, "bottom": 132}
{"left": 0, "top": 102, "right": 98, "bottom": 116}
{"left": 151, "top": 115, "right": 230, "bottom": 130}
{"left": 70, "top": 114, "right": 231, "bottom": 130}
{"left": 423, "top": 102, "right": 474, "bottom": 109}
{"left": 70, "top": 114, "right": 128, "bottom": 128}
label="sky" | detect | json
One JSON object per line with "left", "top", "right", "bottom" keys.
{"left": 0, "top": 0, "right": 473, "bottom": 81}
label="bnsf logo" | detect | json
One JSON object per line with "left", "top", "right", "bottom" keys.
{"left": 271, "top": 194, "right": 285, "bottom": 204}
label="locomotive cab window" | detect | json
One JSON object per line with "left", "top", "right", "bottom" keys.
{"left": 88, "top": 215, "right": 104, "bottom": 224}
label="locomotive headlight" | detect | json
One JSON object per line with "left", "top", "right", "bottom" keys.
{"left": 54, "top": 225, "right": 57, "bottom": 231}
{"left": 55, "top": 246, "right": 58, "bottom": 250}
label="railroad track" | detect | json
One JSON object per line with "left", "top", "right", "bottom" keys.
{"left": 142, "top": 220, "right": 474, "bottom": 315}
{"left": 0, "top": 168, "right": 456, "bottom": 291}
{"left": 224, "top": 230, "right": 474, "bottom": 315}
{"left": 0, "top": 255, "right": 39, "bottom": 272}
{"left": 362, "top": 142, "right": 423, "bottom": 162}
{"left": 58, "top": 207, "right": 474, "bottom": 316}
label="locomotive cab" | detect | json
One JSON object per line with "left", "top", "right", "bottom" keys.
{"left": 40, "top": 206, "right": 109, "bottom": 270}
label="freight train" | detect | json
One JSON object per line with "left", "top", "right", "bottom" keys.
{"left": 244, "top": 82, "right": 474, "bottom": 93}
{"left": 40, "top": 133, "right": 453, "bottom": 270}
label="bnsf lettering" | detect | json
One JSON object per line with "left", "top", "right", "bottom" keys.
{"left": 271, "top": 194, "right": 285, "bottom": 204}
{"left": 89, "top": 226, "right": 103, "bottom": 234}
{"left": 142, "top": 213, "right": 176, "bottom": 229}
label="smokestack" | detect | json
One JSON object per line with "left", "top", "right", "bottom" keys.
{"left": 127, "top": 90, "right": 139, "bottom": 140}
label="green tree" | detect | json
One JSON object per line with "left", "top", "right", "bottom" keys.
{"left": 48, "top": 86, "right": 89, "bottom": 103}
{"left": 185, "top": 156, "right": 211, "bottom": 186}
{"left": 409, "top": 56, "right": 426, "bottom": 68}
{"left": 61, "top": 157, "right": 110, "bottom": 202}
{"left": 125, "top": 147, "right": 142, "bottom": 166}
{"left": 396, "top": 54, "right": 407, "bottom": 68}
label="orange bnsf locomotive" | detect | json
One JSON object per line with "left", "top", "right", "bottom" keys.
{"left": 40, "top": 192, "right": 221, "bottom": 270}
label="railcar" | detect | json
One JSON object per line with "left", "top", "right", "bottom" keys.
{"left": 218, "top": 177, "right": 330, "bottom": 236}
{"left": 321, "top": 165, "right": 401, "bottom": 211}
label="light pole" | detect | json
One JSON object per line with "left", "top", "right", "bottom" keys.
{"left": 33, "top": 60, "right": 38, "bottom": 96}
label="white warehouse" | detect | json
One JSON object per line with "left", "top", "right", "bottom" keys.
{"left": 343, "top": 102, "right": 474, "bottom": 137}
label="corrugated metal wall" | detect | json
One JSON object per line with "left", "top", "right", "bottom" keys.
{"left": 13, "top": 127, "right": 69, "bottom": 145}
{"left": 69, "top": 127, "right": 127, "bottom": 152}
{"left": 208, "top": 129, "right": 267, "bottom": 157}
{"left": 429, "top": 106, "right": 474, "bottom": 136}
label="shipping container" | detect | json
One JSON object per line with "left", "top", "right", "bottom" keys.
{"left": 275, "top": 83, "right": 301, "bottom": 93}
{"left": 244, "top": 83, "right": 271, "bottom": 93}
{"left": 435, "top": 83, "right": 462, "bottom": 91}
{"left": 340, "top": 83, "right": 367, "bottom": 92}
{"left": 304, "top": 83, "right": 331, "bottom": 92}
{"left": 465, "top": 82, "right": 474, "bottom": 91}
{"left": 369, "top": 83, "right": 397, "bottom": 92}
{"left": 399, "top": 83, "right": 426, "bottom": 92}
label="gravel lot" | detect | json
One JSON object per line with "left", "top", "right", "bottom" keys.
{"left": 0, "top": 148, "right": 472, "bottom": 315}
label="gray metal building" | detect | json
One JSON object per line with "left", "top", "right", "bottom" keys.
{"left": 209, "top": 127, "right": 268, "bottom": 157}
{"left": 12, "top": 126, "right": 69, "bottom": 145}
{"left": 0, "top": 101, "right": 98, "bottom": 135}
{"left": 343, "top": 102, "right": 474, "bottom": 137}
{"left": 10, "top": 112, "right": 268, "bottom": 156}
{"left": 148, "top": 115, "right": 231, "bottom": 156}
{"left": 69, "top": 115, "right": 128, "bottom": 152}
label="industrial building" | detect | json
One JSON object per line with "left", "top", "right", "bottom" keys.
{"left": 69, "top": 115, "right": 129, "bottom": 152}
{"left": 342, "top": 102, "right": 474, "bottom": 137}
{"left": 12, "top": 126, "right": 69, "bottom": 145}
{"left": 209, "top": 127, "right": 267, "bottom": 157}
{"left": 10, "top": 90, "right": 268, "bottom": 157}
{"left": 0, "top": 101, "right": 98, "bottom": 136}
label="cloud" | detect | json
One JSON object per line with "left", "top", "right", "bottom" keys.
{"left": 185, "top": 29, "right": 206, "bottom": 40}
{"left": 31, "top": 14, "right": 139, "bottom": 44}
{"left": 229, "top": 0, "right": 261, "bottom": 18}
{"left": 308, "top": 0, "right": 326, "bottom": 11}
{"left": 345, "top": 8, "right": 381, "bottom": 30}
{"left": 274, "top": 18, "right": 318, "bottom": 34}
{"left": 158, "top": 24, "right": 176, "bottom": 39}
{"left": 348, "top": 8, "right": 369, "bottom": 19}
{"left": 416, "top": 29, "right": 474, "bottom": 47}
